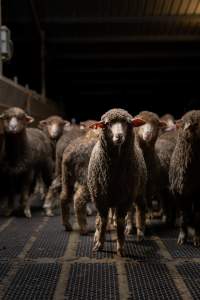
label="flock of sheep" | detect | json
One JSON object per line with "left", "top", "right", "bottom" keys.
{"left": 0, "top": 106, "right": 199, "bottom": 256}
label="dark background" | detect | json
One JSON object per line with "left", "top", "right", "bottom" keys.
{"left": 2, "top": 0, "right": 200, "bottom": 121}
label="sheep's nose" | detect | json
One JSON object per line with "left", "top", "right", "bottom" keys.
{"left": 113, "top": 134, "right": 124, "bottom": 144}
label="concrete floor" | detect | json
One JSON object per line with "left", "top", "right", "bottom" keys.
{"left": 0, "top": 211, "right": 199, "bottom": 299}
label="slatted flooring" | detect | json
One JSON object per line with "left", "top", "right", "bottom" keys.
{"left": 0, "top": 211, "right": 199, "bottom": 299}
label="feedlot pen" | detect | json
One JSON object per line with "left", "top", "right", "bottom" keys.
{"left": 0, "top": 210, "right": 199, "bottom": 300}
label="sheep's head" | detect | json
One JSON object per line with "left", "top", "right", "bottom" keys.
{"left": 39, "top": 115, "right": 70, "bottom": 140}
{"left": 0, "top": 107, "right": 34, "bottom": 134}
{"left": 89, "top": 108, "right": 146, "bottom": 146}
{"left": 176, "top": 110, "right": 200, "bottom": 140}
{"left": 136, "top": 111, "right": 167, "bottom": 144}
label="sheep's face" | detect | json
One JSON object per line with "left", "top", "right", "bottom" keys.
{"left": 135, "top": 111, "right": 166, "bottom": 144}
{"left": 89, "top": 108, "right": 146, "bottom": 146}
{"left": 104, "top": 120, "right": 128, "bottom": 146}
{"left": 0, "top": 107, "right": 34, "bottom": 134}
{"left": 137, "top": 122, "right": 158, "bottom": 143}
{"left": 39, "top": 116, "right": 70, "bottom": 140}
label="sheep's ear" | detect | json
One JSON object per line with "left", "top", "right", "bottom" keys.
{"left": 25, "top": 114, "right": 34, "bottom": 124}
{"left": 0, "top": 113, "right": 5, "bottom": 119}
{"left": 159, "top": 120, "right": 168, "bottom": 128}
{"left": 38, "top": 119, "right": 47, "bottom": 128}
{"left": 175, "top": 119, "right": 183, "bottom": 129}
{"left": 63, "top": 121, "right": 70, "bottom": 131}
{"left": 63, "top": 120, "right": 70, "bottom": 127}
{"left": 89, "top": 121, "right": 105, "bottom": 129}
{"left": 131, "top": 117, "right": 146, "bottom": 127}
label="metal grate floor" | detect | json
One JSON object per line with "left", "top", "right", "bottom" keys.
{"left": 0, "top": 262, "right": 11, "bottom": 282}
{"left": 124, "top": 235, "right": 161, "bottom": 260}
{"left": 65, "top": 263, "right": 119, "bottom": 300}
{"left": 76, "top": 232, "right": 114, "bottom": 258}
{"left": 177, "top": 263, "right": 200, "bottom": 300}
{"left": 126, "top": 262, "right": 181, "bottom": 300}
{"left": 162, "top": 238, "right": 200, "bottom": 258}
{"left": 27, "top": 216, "right": 69, "bottom": 258}
{"left": 0, "top": 217, "right": 43, "bottom": 258}
{"left": 3, "top": 263, "right": 61, "bottom": 300}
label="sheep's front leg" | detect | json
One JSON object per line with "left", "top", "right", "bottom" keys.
{"left": 135, "top": 200, "right": 146, "bottom": 241}
{"left": 116, "top": 209, "right": 126, "bottom": 257}
{"left": 177, "top": 200, "right": 191, "bottom": 245}
{"left": 192, "top": 200, "right": 200, "bottom": 247}
{"left": 93, "top": 209, "right": 108, "bottom": 252}
{"left": 125, "top": 207, "right": 134, "bottom": 235}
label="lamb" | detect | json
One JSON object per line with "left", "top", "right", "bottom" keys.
{"left": 87, "top": 108, "right": 147, "bottom": 256}
{"left": 169, "top": 110, "right": 200, "bottom": 246}
{"left": 0, "top": 107, "right": 54, "bottom": 218}
{"left": 60, "top": 128, "right": 99, "bottom": 234}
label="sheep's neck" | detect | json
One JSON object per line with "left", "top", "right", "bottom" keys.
{"left": 5, "top": 130, "right": 28, "bottom": 160}
{"left": 138, "top": 139, "right": 156, "bottom": 163}
{"left": 101, "top": 133, "right": 134, "bottom": 163}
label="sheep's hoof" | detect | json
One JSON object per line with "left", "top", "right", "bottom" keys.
{"left": 64, "top": 223, "right": 72, "bottom": 231}
{"left": 137, "top": 229, "right": 144, "bottom": 241}
{"left": 193, "top": 236, "right": 200, "bottom": 247}
{"left": 93, "top": 241, "right": 104, "bottom": 252}
{"left": 177, "top": 232, "right": 186, "bottom": 245}
{"left": 24, "top": 209, "right": 32, "bottom": 219}
{"left": 45, "top": 208, "right": 54, "bottom": 217}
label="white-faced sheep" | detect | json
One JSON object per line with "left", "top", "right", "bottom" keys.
{"left": 169, "top": 110, "right": 200, "bottom": 246}
{"left": 0, "top": 107, "right": 54, "bottom": 218}
{"left": 87, "top": 108, "right": 147, "bottom": 256}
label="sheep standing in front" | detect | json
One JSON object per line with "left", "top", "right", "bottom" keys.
{"left": 0, "top": 107, "right": 54, "bottom": 218}
{"left": 169, "top": 110, "right": 200, "bottom": 246}
{"left": 60, "top": 128, "right": 99, "bottom": 234}
{"left": 87, "top": 108, "right": 147, "bottom": 256}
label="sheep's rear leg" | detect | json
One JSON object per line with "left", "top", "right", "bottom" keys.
{"left": 21, "top": 190, "right": 31, "bottom": 218}
{"left": 135, "top": 201, "right": 146, "bottom": 241}
{"left": 43, "top": 177, "right": 61, "bottom": 217}
{"left": 93, "top": 210, "right": 108, "bottom": 252}
{"left": 60, "top": 184, "right": 73, "bottom": 231}
{"left": 74, "top": 184, "right": 88, "bottom": 235}
{"left": 177, "top": 210, "right": 188, "bottom": 245}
